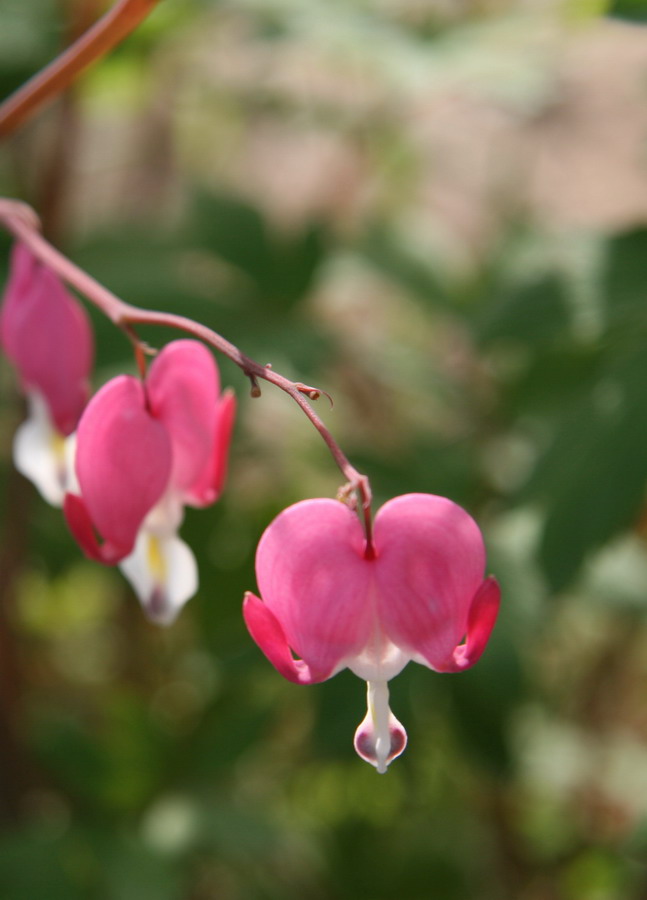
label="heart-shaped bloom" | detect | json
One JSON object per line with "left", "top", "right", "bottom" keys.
{"left": 0, "top": 242, "right": 93, "bottom": 504}
{"left": 243, "top": 494, "right": 500, "bottom": 772}
{"left": 64, "top": 339, "right": 235, "bottom": 624}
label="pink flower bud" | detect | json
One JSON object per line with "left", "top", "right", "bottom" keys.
{"left": 1, "top": 243, "right": 93, "bottom": 435}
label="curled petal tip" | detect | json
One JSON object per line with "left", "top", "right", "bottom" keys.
{"left": 443, "top": 576, "right": 501, "bottom": 673}
{"left": 242, "top": 592, "right": 330, "bottom": 685}
{"left": 63, "top": 493, "right": 130, "bottom": 564}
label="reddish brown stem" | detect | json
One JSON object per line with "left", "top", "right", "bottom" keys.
{"left": 0, "top": 199, "right": 374, "bottom": 535}
{"left": 0, "top": 0, "right": 161, "bottom": 139}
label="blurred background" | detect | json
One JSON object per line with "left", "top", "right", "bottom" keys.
{"left": 3, "top": 0, "right": 647, "bottom": 897}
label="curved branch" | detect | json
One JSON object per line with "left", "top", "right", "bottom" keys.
{"left": 0, "top": 0, "right": 162, "bottom": 139}
{"left": 0, "top": 198, "right": 374, "bottom": 542}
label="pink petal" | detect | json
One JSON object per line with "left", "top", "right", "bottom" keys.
{"left": 373, "top": 493, "right": 488, "bottom": 671}
{"left": 439, "top": 576, "right": 501, "bottom": 672}
{"left": 146, "top": 340, "right": 220, "bottom": 499}
{"left": 243, "top": 592, "right": 330, "bottom": 684}
{"left": 0, "top": 243, "right": 37, "bottom": 357}
{"left": 185, "top": 389, "right": 236, "bottom": 507}
{"left": 63, "top": 493, "right": 131, "bottom": 564}
{"left": 74, "top": 376, "right": 172, "bottom": 557}
{"left": 1, "top": 244, "right": 93, "bottom": 434}
{"left": 254, "top": 499, "right": 374, "bottom": 678}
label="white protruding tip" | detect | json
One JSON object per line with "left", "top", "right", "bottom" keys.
{"left": 353, "top": 680, "right": 407, "bottom": 773}
{"left": 119, "top": 528, "right": 198, "bottom": 626}
{"left": 13, "top": 391, "right": 75, "bottom": 506}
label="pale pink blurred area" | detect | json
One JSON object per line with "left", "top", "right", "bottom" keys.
{"left": 36, "top": 7, "right": 647, "bottom": 284}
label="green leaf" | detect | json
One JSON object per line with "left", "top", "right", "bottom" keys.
{"left": 608, "top": 0, "right": 647, "bottom": 19}
{"left": 0, "top": 827, "right": 90, "bottom": 900}
{"left": 190, "top": 190, "right": 328, "bottom": 309}
{"left": 526, "top": 349, "right": 647, "bottom": 591}
{"left": 477, "top": 276, "right": 571, "bottom": 348}
{"left": 445, "top": 607, "right": 524, "bottom": 776}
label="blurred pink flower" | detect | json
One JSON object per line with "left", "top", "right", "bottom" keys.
{"left": 64, "top": 339, "right": 235, "bottom": 624}
{"left": 0, "top": 242, "right": 94, "bottom": 505}
{"left": 243, "top": 494, "right": 500, "bottom": 772}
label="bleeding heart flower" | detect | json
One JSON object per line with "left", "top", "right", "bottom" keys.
{"left": 0, "top": 242, "right": 93, "bottom": 504}
{"left": 243, "top": 494, "right": 500, "bottom": 772}
{"left": 64, "top": 339, "right": 235, "bottom": 624}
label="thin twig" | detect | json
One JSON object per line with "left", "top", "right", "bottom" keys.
{"left": 0, "top": 0, "right": 162, "bottom": 139}
{"left": 0, "top": 198, "right": 374, "bottom": 539}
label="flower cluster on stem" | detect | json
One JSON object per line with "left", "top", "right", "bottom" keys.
{"left": 0, "top": 1, "right": 500, "bottom": 771}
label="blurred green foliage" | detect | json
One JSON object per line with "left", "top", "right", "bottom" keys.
{"left": 3, "top": 1, "right": 647, "bottom": 899}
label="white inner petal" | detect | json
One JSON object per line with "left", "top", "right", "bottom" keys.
{"left": 119, "top": 529, "right": 198, "bottom": 627}
{"left": 13, "top": 391, "right": 75, "bottom": 507}
{"left": 142, "top": 491, "right": 185, "bottom": 535}
{"left": 346, "top": 585, "right": 410, "bottom": 682}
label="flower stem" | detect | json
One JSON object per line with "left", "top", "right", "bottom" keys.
{"left": 0, "top": 198, "right": 374, "bottom": 532}
{"left": 0, "top": 0, "right": 162, "bottom": 139}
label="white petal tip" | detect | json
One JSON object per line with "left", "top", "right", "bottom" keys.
{"left": 143, "top": 587, "right": 182, "bottom": 627}
{"left": 119, "top": 530, "right": 198, "bottom": 626}
{"left": 12, "top": 394, "right": 76, "bottom": 507}
{"left": 354, "top": 717, "right": 407, "bottom": 772}
{"left": 353, "top": 681, "right": 407, "bottom": 773}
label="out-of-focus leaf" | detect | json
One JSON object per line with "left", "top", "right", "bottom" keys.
{"left": 181, "top": 686, "right": 275, "bottom": 778}
{"left": 30, "top": 711, "right": 107, "bottom": 805}
{"left": 360, "top": 225, "right": 448, "bottom": 310}
{"left": 496, "top": 343, "right": 601, "bottom": 418}
{"left": 329, "top": 819, "right": 472, "bottom": 900}
{"left": 477, "top": 276, "right": 571, "bottom": 348}
{"left": 310, "top": 672, "right": 366, "bottom": 762}
{"left": 31, "top": 693, "right": 170, "bottom": 812}
{"left": 0, "top": 0, "right": 61, "bottom": 98}
{"left": 604, "top": 229, "right": 647, "bottom": 337}
{"left": 97, "top": 831, "right": 184, "bottom": 900}
{"left": 191, "top": 191, "right": 272, "bottom": 289}
{"left": 190, "top": 191, "right": 328, "bottom": 310}
{"left": 609, "top": 0, "right": 647, "bottom": 19}
{"left": 445, "top": 604, "right": 524, "bottom": 776}
{"left": 524, "top": 349, "right": 647, "bottom": 591}
{"left": 0, "top": 827, "right": 90, "bottom": 900}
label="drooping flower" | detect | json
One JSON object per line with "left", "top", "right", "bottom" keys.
{"left": 64, "top": 339, "right": 235, "bottom": 624}
{"left": 0, "top": 242, "right": 94, "bottom": 504}
{"left": 243, "top": 493, "right": 500, "bottom": 772}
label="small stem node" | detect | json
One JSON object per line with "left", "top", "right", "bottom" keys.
{"left": 248, "top": 375, "right": 262, "bottom": 398}
{"left": 295, "top": 383, "right": 333, "bottom": 407}
{"left": 122, "top": 324, "right": 149, "bottom": 378}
